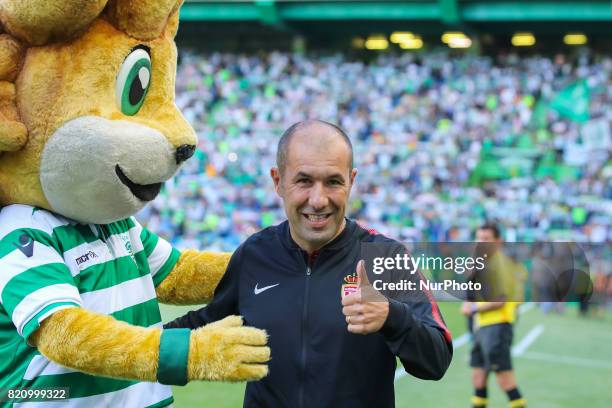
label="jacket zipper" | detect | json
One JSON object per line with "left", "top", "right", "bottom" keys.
{"left": 297, "top": 262, "right": 312, "bottom": 408}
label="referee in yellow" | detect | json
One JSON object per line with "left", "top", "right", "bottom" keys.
{"left": 461, "top": 224, "right": 527, "bottom": 408}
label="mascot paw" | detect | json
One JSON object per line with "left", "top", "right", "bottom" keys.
{"left": 187, "top": 316, "right": 270, "bottom": 382}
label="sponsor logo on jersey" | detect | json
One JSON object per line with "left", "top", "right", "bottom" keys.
{"left": 75, "top": 250, "right": 99, "bottom": 266}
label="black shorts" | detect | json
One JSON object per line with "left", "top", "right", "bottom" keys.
{"left": 470, "top": 323, "right": 513, "bottom": 372}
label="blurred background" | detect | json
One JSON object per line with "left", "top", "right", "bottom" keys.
{"left": 137, "top": 1, "right": 611, "bottom": 406}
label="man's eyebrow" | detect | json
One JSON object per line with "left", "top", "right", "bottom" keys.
{"left": 293, "top": 171, "right": 345, "bottom": 180}
{"left": 294, "top": 171, "right": 313, "bottom": 179}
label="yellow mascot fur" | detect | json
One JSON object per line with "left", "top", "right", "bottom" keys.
{"left": 0, "top": 0, "right": 269, "bottom": 406}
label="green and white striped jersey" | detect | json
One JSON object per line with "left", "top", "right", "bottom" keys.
{"left": 0, "top": 204, "right": 180, "bottom": 408}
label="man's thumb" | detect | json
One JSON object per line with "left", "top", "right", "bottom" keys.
{"left": 357, "top": 260, "right": 371, "bottom": 287}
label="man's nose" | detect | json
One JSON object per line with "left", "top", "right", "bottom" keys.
{"left": 175, "top": 144, "right": 196, "bottom": 164}
{"left": 309, "top": 183, "right": 329, "bottom": 209}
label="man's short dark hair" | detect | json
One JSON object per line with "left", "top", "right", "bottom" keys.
{"left": 477, "top": 223, "right": 501, "bottom": 239}
{"left": 276, "top": 120, "right": 354, "bottom": 174}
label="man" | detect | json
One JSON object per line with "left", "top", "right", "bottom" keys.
{"left": 167, "top": 120, "right": 453, "bottom": 407}
{"left": 461, "top": 224, "right": 526, "bottom": 408}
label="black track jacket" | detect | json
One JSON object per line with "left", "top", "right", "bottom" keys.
{"left": 165, "top": 219, "right": 453, "bottom": 408}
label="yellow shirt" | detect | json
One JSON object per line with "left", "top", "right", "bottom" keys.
{"left": 476, "top": 302, "right": 518, "bottom": 327}
{"left": 475, "top": 251, "right": 526, "bottom": 327}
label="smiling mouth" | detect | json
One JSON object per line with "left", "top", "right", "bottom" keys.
{"left": 115, "top": 165, "right": 162, "bottom": 202}
{"left": 302, "top": 213, "right": 332, "bottom": 227}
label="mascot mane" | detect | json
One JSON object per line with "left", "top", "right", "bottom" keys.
{"left": 0, "top": 0, "right": 182, "bottom": 153}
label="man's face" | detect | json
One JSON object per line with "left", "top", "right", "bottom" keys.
{"left": 271, "top": 129, "right": 356, "bottom": 253}
{"left": 475, "top": 228, "right": 502, "bottom": 252}
{"left": 475, "top": 229, "right": 499, "bottom": 243}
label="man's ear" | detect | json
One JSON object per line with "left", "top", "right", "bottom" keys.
{"left": 349, "top": 168, "right": 358, "bottom": 186}
{"left": 270, "top": 167, "right": 282, "bottom": 195}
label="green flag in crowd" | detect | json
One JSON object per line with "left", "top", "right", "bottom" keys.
{"left": 468, "top": 139, "right": 506, "bottom": 186}
{"left": 550, "top": 80, "right": 590, "bottom": 123}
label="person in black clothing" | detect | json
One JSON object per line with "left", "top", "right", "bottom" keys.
{"left": 166, "top": 120, "right": 453, "bottom": 407}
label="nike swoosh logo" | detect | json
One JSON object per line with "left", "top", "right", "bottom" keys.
{"left": 14, "top": 234, "right": 34, "bottom": 258}
{"left": 254, "top": 283, "right": 279, "bottom": 295}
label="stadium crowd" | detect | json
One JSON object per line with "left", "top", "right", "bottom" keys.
{"left": 137, "top": 51, "right": 611, "bottom": 252}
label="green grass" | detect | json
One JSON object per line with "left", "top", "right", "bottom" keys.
{"left": 160, "top": 303, "right": 612, "bottom": 407}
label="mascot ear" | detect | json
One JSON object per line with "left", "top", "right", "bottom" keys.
{"left": 0, "top": 0, "right": 108, "bottom": 45}
{"left": 0, "top": 32, "right": 26, "bottom": 152}
{"left": 105, "top": 0, "right": 183, "bottom": 41}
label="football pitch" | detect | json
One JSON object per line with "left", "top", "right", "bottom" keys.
{"left": 160, "top": 303, "right": 612, "bottom": 407}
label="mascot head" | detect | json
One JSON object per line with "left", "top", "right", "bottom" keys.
{"left": 0, "top": 0, "right": 195, "bottom": 224}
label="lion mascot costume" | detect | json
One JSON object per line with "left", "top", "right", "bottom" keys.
{"left": 0, "top": 1, "right": 269, "bottom": 406}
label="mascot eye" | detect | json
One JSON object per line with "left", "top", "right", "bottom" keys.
{"left": 116, "top": 48, "right": 152, "bottom": 116}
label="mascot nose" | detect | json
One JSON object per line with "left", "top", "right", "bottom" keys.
{"left": 175, "top": 144, "right": 196, "bottom": 164}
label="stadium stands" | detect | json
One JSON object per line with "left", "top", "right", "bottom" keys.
{"left": 137, "top": 50, "right": 611, "bottom": 250}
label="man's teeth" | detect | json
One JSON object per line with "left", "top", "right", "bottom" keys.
{"left": 307, "top": 214, "right": 327, "bottom": 221}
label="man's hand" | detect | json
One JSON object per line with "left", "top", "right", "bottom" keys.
{"left": 460, "top": 301, "right": 475, "bottom": 316}
{"left": 341, "top": 260, "right": 389, "bottom": 335}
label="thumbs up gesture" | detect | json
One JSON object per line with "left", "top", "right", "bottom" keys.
{"left": 341, "top": 260, "right": 389, "bottom": 334}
